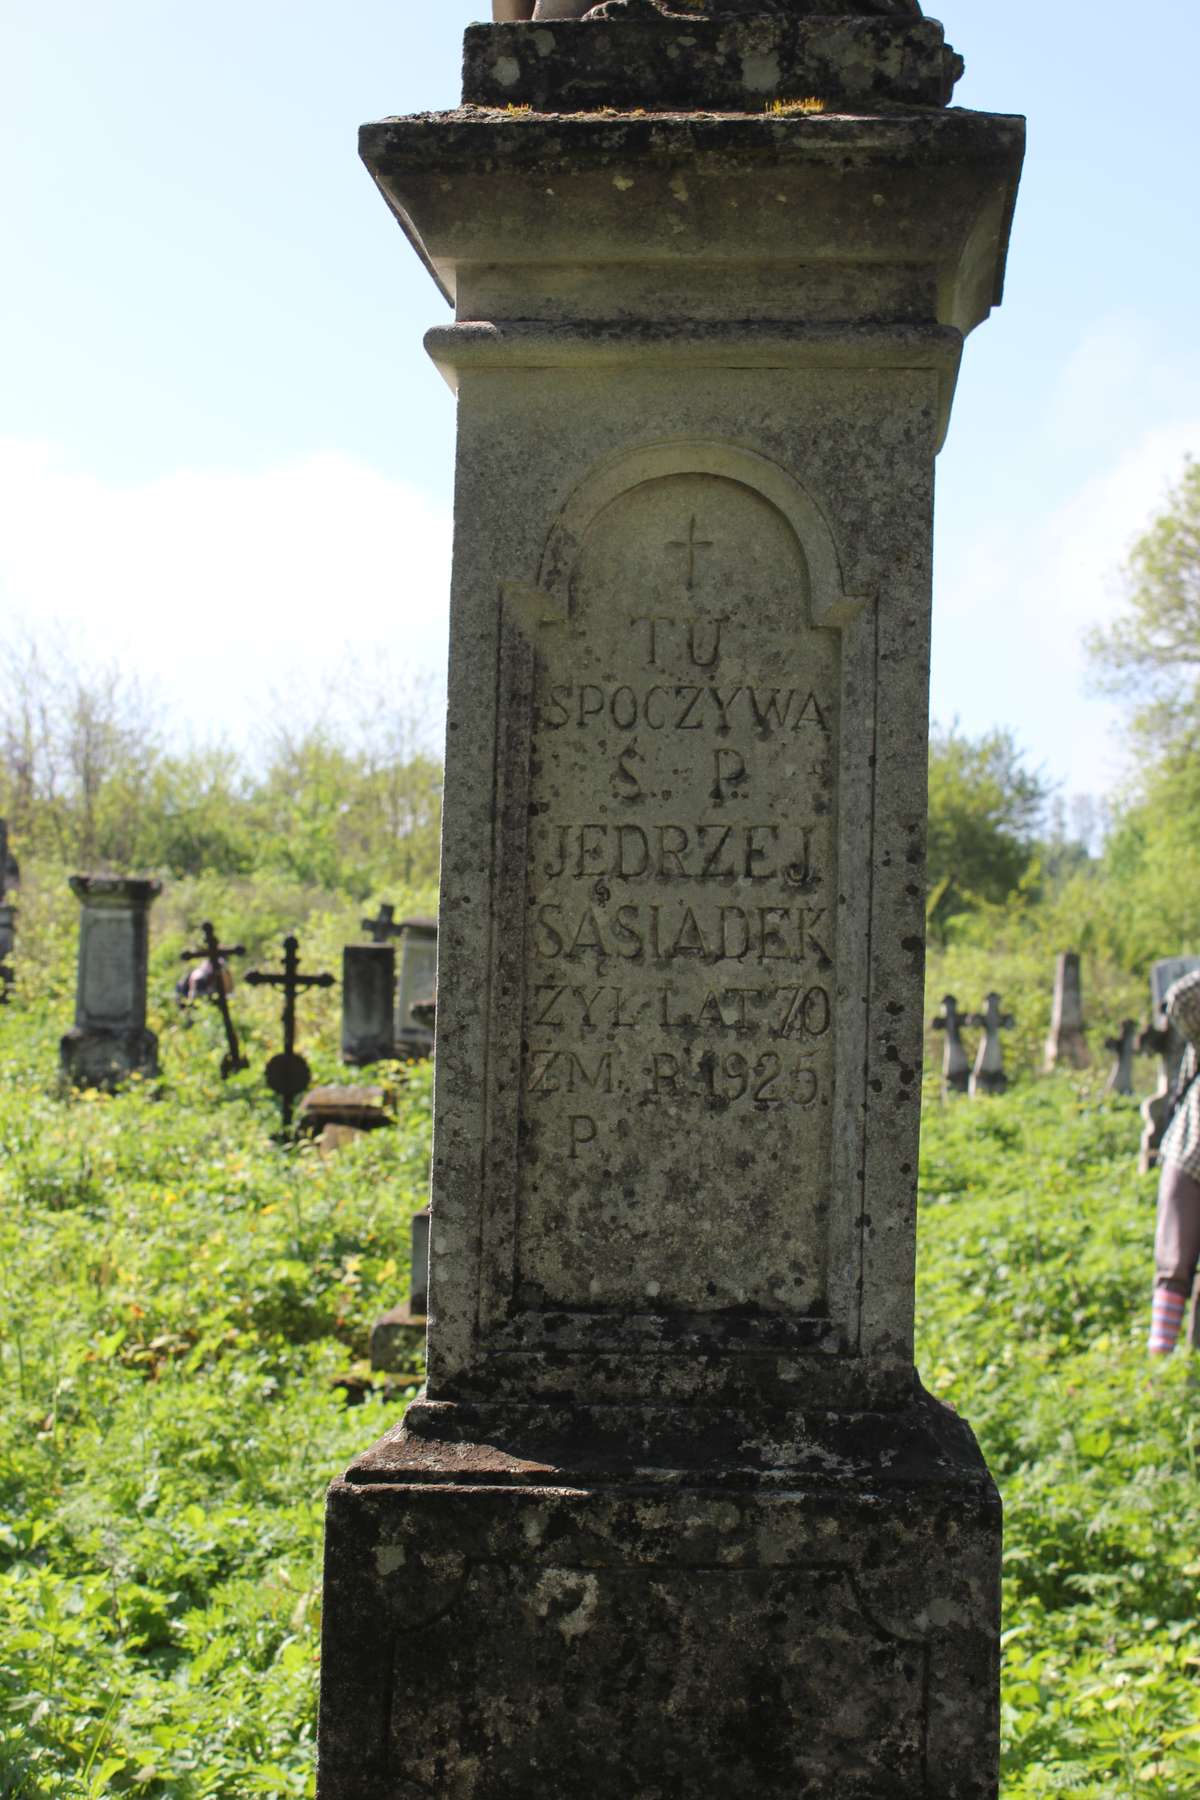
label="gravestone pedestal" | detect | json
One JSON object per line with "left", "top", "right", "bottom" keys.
{"left": 319, "top": 16, "right": 1022, "bottom": 1797}
{"left": 60, "top": 877, "right": 161, "bottom": 1090}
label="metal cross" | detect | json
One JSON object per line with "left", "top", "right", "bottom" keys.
{"left": 667, "top": 516, "right": 714, "bottom": 592}
{"left": 181, "top": 921, "right": 248, "bottom": 1079}
{"left": 361, "top": 902, "right": 404, "bottom": 945}
{"left": 245, "top": 935, "right": 336, "bottom": 1127}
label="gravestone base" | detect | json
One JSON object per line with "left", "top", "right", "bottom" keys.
{"left": 59, "top": 1024, "right": 159, "bottom": 1092}
{"left": 318, "top": 1388, "right": 1000, "bottom": 1800}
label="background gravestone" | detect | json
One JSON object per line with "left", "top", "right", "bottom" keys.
{"left": 60, "top": 877, "right": 162, "bottom": 1090}
{"left": 1105, "top": 1020, "right": 1137, "bottom": 1097}
{"left": 369, "top": 1207, "right": 431, "bottom": 1372}
{"left": 1043, "top": 950, "right": 1090, "bottom": 1072}
{"left": 0, "top": 820, "right": 14, "bottom": 996}
{"left": 932, "top": 993, "right": 970, "bottom": 1097}
{"left": 1139, "top": 956, "right": 1200, "bottom": 1170}
{"left": 318, "top": 9, "right": 1023, "bottom": 1796}
{"left": 970, "top": 993, "right": 1014, "bottom": 1098}
{"left": 393, "top": 917, "right": 437, "bottom": 1058}
{"left": 341, "top": 945, "right": 396, "bottom": 1066}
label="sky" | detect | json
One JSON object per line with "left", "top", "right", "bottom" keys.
{"left": 2, "top": 0, "right": 1198, "bottom": 810}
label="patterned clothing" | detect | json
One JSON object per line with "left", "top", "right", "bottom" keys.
{"left": 1161, "top": 970, "right": 1200, "bottom": 1180}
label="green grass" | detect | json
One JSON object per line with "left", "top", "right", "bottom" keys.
{"left": 918, "top": 1080, "right": 1200, "bottom": 1797}
{"left": 0, "top": 969, "right": 1196, "bottom": 1794}
{"left": 0, "top": 995, "right": 431, "bottom": 1798}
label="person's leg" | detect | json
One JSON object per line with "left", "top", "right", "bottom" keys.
{"left": 1150, "top": 1164, "right": 1200, "bottom": 1353}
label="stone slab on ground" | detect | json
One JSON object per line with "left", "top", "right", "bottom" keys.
{"left": 298, "top": 1085, "right": 397, "bottom": 1130}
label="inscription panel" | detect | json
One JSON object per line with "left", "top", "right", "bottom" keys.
{"left": 81, "top": 912, "right": 136, "bottom": 1025}
{"left": 517, "top": 473, "right": 839, "bottom": 1315}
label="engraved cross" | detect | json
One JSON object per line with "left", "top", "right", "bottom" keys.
{"left": 667, "top": 516, "right": 714, "bottom": 592}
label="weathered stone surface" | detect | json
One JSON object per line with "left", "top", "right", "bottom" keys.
{"left": 319, "top": 25, "right": 1022, "bottom": 1796}
{"left": 503, "top": 0, "right": 927, "bottom": 18}
{"left": 60, "top": 876, "right": 161, "bottom": 1090}
{"left": 320, "top": 1389, "right": 1000, "bottom": 1800}
{"left": 342, "top": 945, "right": 396, "bottom": 1066}
{"left": 468, "top": 15, "right": 962, "bottom": 113}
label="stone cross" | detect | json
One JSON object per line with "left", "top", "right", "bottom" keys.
{"left": 341, "top": 945, "right": 397, "bottom": 1067}
{"left": 245, "top": 935, "right": 335, "bottom": 1127}
{"left": 181, "top": 922, "right": 248, "bottom": 1078}
{"left": 1138, "top": 956, "right": 1200, "bottom": 1171}
{"left": 60, "top": 877, "right": 162, "bottom": 1090}
{"left": 1104, "top": 1019, "right": 1137, "bottom": 1098}
{"left": 360, "top": 902, "right": 404, "bottom": 946}
{"left": 931, "top": 993, "right": 970, "bottom": 1096}
{"left": 1043, "top": 950, "right": 1090, "bottom": 1072}
{"left": 969, "top": 993, "right": 1014, "bottom": 1097}
{"left": 318, "top": 14, "right": 1021, "bottom": 1798}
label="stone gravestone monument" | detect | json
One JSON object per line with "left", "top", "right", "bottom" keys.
{"left": 342, "top": 945, "right": 397, "bottom": 1066}
{"left": 318, "top": 7, "right": 1023, "bottom": 1796}
{"left": 394, "top": 916, "right": 437, "bottom": 1058}
{"left": 0, "top": 819, "right": 15, "bottom": 999}
{"left": 60, "top": 877, "right": 162, "bottom": 1089}
{"left": 1043, "top": 950, "right": 1090, "bottom": 1072}
{"left": 1139, "top": 956, "right": 1200, "bottom": 1171}
{"left": 932, "top": 993, "right": 970, "bottom": 1097}
{"left": 969, "top": 993, "right": 1014, "bottom": 1098}
{"left": 1105, "top": 1020, "right": 1137, "bottom": 1098}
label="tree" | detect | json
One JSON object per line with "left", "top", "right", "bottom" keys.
{"left": 0, "top": 629, "right": 162, "bottom": 864}
{"left": 926, "top": 724, "right": 1050, "bottom": 939}
{"left": 1086, "top": 456, "right": 1200, "bottom": 754}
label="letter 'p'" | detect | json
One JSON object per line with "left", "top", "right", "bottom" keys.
{"left": 569, "top": 1115, "right": 598, "bottom": 1158}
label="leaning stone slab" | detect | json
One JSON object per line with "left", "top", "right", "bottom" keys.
{"left": 60, "top": 876, "right": 161, "bottom": 1090}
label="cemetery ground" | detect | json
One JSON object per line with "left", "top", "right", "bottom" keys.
{"left": 0, "top": 871, "right": 1198, "bottom": 1795}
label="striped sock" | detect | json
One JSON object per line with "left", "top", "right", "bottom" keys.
{"left": 1150, "top": 1289, "right": 1188, "bottom": 1355}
